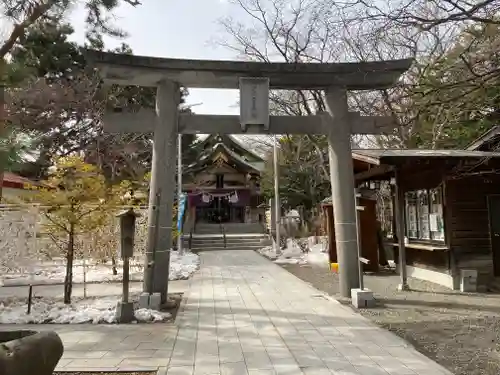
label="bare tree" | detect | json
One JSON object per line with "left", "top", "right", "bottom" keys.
{"left": 217, "top": 0, "right": 498, "bottom": 149}
{"left": 340, "top": 11, "right": 458, "bottom": 148}
{"left": 0, "top": 0, "right": 142, "bottom": 199}
{"left": 353, "top": 0, "right": 500, "bottom": 148}
{"left": 216, "top": 0, "right": 338, "bottom": 114}
{"left": 357, "top": 0, "right": 500, "bottom": 31}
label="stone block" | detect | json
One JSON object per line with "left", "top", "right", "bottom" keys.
{"left": 397, "top": 283, "right": 410, "bottom": 291}
{"left": 351, "top": 288, "right": 375, "bottom": 308}
{"left": 139, "top": 293, "right": 150, "bottom": 309}
{"left": 150, "top": 293, "right": 162, "bottom": 310}
{"left": 116, "top": 301, "right": 134, "bottom": 323}
{"left": 460, "top": 269, "right": 478, "bottom": 292}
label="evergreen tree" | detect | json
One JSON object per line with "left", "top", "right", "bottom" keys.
{"left": 261, "top": 135, "right": 330, "bottom": 224}
{"left": 8, "top": 19, "right": 198, "bottom": 184}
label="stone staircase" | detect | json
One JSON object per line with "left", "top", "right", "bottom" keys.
{"left": 180, "top": 222, "right": 270, "bottom": 252}
{"left": 183, "top": 233, "right": 271, "bottom": 252}
{"left": 193, "top": 223, "right": 265, "bottom": 235}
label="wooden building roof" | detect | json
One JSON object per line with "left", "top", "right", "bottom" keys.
{"left": 466, "top": 126, "right": 500, "bottom": 151}
{"left": 2, "top": 172, "right": 39, "bottom": 190}
{"left": 352, "top": 149, "right": 500, "bottom": 182}
{"left": 184, "top": 141, "right": 262, "bottom": 176}
{"left": 197, "top": 134, "right": 264, "bottom": 163}
{"left": 353, "top": 149, "right": 500, "bottom": 165}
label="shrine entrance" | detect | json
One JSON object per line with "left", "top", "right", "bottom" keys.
{"left": 195, "top": 192, "right": 244, "bottom": 224}
{"left": 87, "top": 49, "right": 412, "bottom": 301}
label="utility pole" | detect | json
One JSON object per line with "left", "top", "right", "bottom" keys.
{"left": 177, "top": 133, "right": 183, "bottom": 254}
{"left": 273, "top": 134, "right": 281, "bottom": 255}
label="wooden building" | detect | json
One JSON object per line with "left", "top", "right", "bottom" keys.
{"left": 1, "top": 172, "right": 40, "bottom": 202}
{"left": 182, "top": 134, "right": 265, "bottom": 229}
{"left": 466, "top": 125, "right": 500, "bottom": 152}
{"left": 321, "top": 194, "right": 382, "bottom": 272}
{"left": 353, "top": 149, "right": 500, "bottom": 291}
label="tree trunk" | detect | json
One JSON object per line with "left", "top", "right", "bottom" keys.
{"left": 63, "top": 223, "right": 75, "bottom": 304}
{"left": 111, "top": 255, "right": 118, "bottom": 275}
{"left": 0, "top": 331, "right": 64, "bottom": 375}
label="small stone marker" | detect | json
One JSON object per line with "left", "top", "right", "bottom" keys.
{"left": 149, "top": 293, "right": 162, "bottom": 310}
{"left": 460, "top": 269, "right": 478, "bottom": 292}
{"left": 351, "top": 288, "right": 375, "bottom": 308}
{"left": 138, "top": 291, "right": 162, "bottom": 310}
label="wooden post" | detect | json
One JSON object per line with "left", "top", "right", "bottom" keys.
{"left": 123, "top": 256, "right": 130, "bottom": 303}
{"left": 355, "top": 191, "right": 365, "bottom": 290}
{"left": 82, "top": 257, "right": 87, "bottom": 298}
{"left": 116, "top": 208, "right": 139, "bottom": 322}
{"left": 324, "top": 205, "right": 336, "bottom": 264}
{"left": 394, "top": 169, "right": 410, "bottom": 291}
{"left": 0, "top": 79, "right": 6, "bottom": 202}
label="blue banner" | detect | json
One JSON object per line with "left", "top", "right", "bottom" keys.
{"left": 177, "top": 193, "right": 187, "bottom": 232}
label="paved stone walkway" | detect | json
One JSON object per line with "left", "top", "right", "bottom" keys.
{"left": 8, "top": 250, "right": 453, "bottom": 374}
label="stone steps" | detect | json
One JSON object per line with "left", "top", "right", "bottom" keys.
{"left": 182, "top": 233, "right": 271, "bottom": 252}
{"left": 193, "top": 223, "right": 265, "bottom": 235}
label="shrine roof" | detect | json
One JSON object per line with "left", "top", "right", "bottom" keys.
{"left": 2, "top": 172, "right": 39, "bottom": 190}
{"left": 466, "top": 125, "right": 500, "bottom": 151}
{"left": 83, "top": 49, "right": 413, "bottom": 90}
{"left": 185, "top": 142, "right": 262, "bottom": 175}
{"left": 197, "top": 134, "right": 264, "bottom": 162}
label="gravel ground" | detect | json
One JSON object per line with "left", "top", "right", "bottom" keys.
{"left": 54, "top": 371, "right": 156, "bottom": 375}
{"left": 279, "top": 262, "right": 500, "bottom": 375}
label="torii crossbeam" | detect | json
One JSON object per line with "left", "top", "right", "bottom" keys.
{"left": 85, "top": 49, "right": 412, "bottom": 302}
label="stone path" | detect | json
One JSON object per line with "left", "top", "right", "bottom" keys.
{"left": 5, "top": 250, "right": 453, "bottom": 374}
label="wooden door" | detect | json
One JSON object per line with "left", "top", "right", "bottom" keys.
{"left": 323, "top": 199, "right": 379, "bottom": 271}
{"left": 488, "top": 195, "right": 500, "bottom": 276}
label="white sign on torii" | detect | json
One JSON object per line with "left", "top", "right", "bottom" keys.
{"left": 239, "top": 77, "right": 269, "bottom": 131}
{"left": 85, "top": 50, "right": 412, "bottom": 303}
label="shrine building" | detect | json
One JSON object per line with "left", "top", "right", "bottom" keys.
{"left": 182, "top": 134, "right": 266, "bottom": 233}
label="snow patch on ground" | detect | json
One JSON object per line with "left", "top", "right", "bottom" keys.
{"left": 275, "top": 246, "right": 307, "bottom": 265}
{"left": 134, "top": 308, "right": 171, "bottom": 323}
{"left": 257, "top": 246, "right": 279, "bottom": 260}
{"left": 1, "top": 251, "right": 200, "bottom": 286}
{"left": 0, "top": 296, "right": 172, "bottom": 324}
{"left": 169, "top": 252, "right": 200, "bottom": 281}
{"left": 257, "top": 236, "right": 329, "bottom": 266}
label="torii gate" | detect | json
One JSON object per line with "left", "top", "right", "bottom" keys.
{"left": 85, "top": 50, "right": 412, "bottom": 303}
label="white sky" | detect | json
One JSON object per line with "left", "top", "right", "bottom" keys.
{"left": 68, "top": 0, "right": 245, "bottom": 115}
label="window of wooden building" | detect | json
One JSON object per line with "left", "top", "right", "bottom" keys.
{"left": 404, "top": 187, "right": 445, "bottom": 242}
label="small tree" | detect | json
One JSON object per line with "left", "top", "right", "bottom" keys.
{"left": 31, "top": 156, "right": 108, "bottom": 304}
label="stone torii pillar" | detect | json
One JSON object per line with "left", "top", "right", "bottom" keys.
{"left": 324, "top": 87, "right": 360, "bottom": 297}
{"left": 142, "top": 80, "right": 180, "bottom": 305}
{"left": 85, "top": 50, "right": 412, "bottom": 299}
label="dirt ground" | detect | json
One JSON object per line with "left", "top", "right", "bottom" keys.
{"left": 55, "top": 373, "right": 155, "bottom": 375}
{"left": 280, "top": 262, "right": 500, "bottom": 375}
